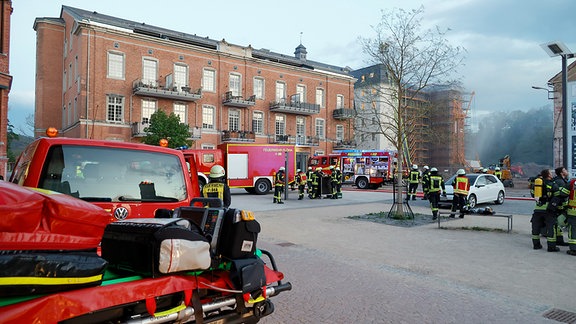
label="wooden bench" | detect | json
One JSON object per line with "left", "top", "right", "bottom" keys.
{"left": 437, "top": 211, "right": 513, "bottom": 233}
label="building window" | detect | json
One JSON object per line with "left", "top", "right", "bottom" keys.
{"left": 141, "top": 99, "right": 157, "bottom": 124}
{"left": 275, "top": 115, "right": 286, "bottom": 136}
{"left": 276, "top": 81, "right": 286, "bottom": 102}
{"left": 201, "top": 144, "right": 215, "bottom": 149}
{"left": 253, "top": 77, "right": 264, "bottom": 99}
{"left": 229, "top": 109, "right": 240, "bottom": 131}
{"left": 315, "top": 118, "right": 325, "bottom": 139}
{"left": 202, "top": 69, "right": 216, "bottom": 92}
{"left": 107, "top": 95, "right": 124, "bottom": 122}
{"left": 296, "top": 85, "right": 306, "bottom": 103}
{"left": 107, "top": 52, "right": 124, "bottom": 79}
{"left": 68, "top": 63, "right": 73, "bottom": 88}
{"left": 252, "top": 111, "right": 263, "bottom": 134}
{"left": 336, "top": 125, "right": 344, "bottom": 141}
{"left": 142, "top": 58, "right": 158, "bottom": 86}
{"left": 174, "top": 102, "right": 187, "bottom": 124}
{"left": 229, "top": 73, "right": 241, "bottom": 97}
{"left": 296, "top": 117, "right": 306, "bottom": 145}
{"left": 316, "top": 88, "right": 325, "bottom": 108}
{"left": 63, "top": 70, "right": 67, "bottom": 91}
{"left": 174, "top": 64, "right": 188, "bottom": 89}
{"left": 202, "top": 105, "right": 215, "bottom": 129}
{"left": 336, "top": 95, "right": 344, "bottom": 109}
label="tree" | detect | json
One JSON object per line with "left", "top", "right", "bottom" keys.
{"left": 142, "top": 110, "right": 192, "bottom": 148}
{"left": 7, "top": 121, "right": 19, "bottom": 162}
{"left": 358, "top": 6, "right": 465, "bottom": 216}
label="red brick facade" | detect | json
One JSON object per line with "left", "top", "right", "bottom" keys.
{"left": 34, "top": 6, "right": 356, "bottom": 166}
{"left": 0, "top": 0, "right": 12, "bottom": 179}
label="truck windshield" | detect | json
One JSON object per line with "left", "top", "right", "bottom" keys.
{"left": 39, "top": 145, "right": 187, "bottom": 202}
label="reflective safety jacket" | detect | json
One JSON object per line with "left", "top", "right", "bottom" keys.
{"left": 296, "top": 173, "right": 307, "bottom": 185}
{"left": 428, "top": 175, "right": 445, "bottom": 193}
{"left": 567, "top": 179, "right": 576, "bottom": 216}
{"left": 275, "top": 171, "right": 285, "bottom": 187}
{"left": 202, "top": 181, "right": 231, "bottom": 207}
{"left": 494, "top": 171, "right": 502, "bottom": 179}
{"left": 409, "top": 170, "right": 420, "bottom": 184}
{"left": 453, "top": 175, "right": 470, "bottom": 195}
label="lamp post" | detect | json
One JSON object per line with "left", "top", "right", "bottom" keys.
{"left": 541, "top": 41, "right": 575, "bottom": 171}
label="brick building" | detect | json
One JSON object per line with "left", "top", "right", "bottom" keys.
{"left": 34, "top": 6, "right": 356, "bottom": 168}
{"left": 0, "top": 0, "right": 12, "bottom": 179}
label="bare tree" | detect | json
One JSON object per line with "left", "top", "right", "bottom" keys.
{"left": 358, "top": 6, "right": 465, "bottom": 216}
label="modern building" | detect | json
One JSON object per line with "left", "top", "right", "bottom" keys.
{"left": 351, "top": 64, "right": 466, "bottom": 172}
{"left": 34, "top": 6, "right": 356, "bottom": 168}
{"left": 0, "top": 0, "right": 12, "bottom": 180}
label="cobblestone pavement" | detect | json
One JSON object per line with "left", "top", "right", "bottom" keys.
{"left": 229, "top": 190, "right": 575, "bottom": 324}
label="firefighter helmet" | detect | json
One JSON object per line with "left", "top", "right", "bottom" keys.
{"left": 297, "top": 169, "right": 301, "bottom": 173}
{"left": 430, "top": 167, "right": 438, "bottom": 172}
{"left": 279, "top": 166, "right": 285, "bottom": 171}
{"left": 482, "top": 168, "right": 488, "bottom": 173}
{"left": 209, "top": 165, "right": 225, "bottom": 178}
{"left": 457, "top": 169, "right": 466, "bottom": 175}
{"left": 308, "top": 166, "right": 312, "bottom": 170}
{"left": 329, "top": 165, "right": 335, "bottom": 169}
{"left": 412, "top": 164, "right": 418, "bottom": 170}
{"left": 423, "top": 165, "right": 429, "bottom": 170}
{"left": 335, "top": 167, "right": 340, "bottom": 171}
{"left": 495, "top": 167, "right": 501, "bottom": 171}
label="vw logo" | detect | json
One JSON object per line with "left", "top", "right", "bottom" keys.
{"left": 113, "top": 207, "right": 129, "bottom": 220}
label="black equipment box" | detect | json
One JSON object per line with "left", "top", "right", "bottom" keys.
{"left": 101, "top": 218, "right": 207, "bottom": 277}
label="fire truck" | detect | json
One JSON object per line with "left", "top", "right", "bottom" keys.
{"left": 183, "top": 143, "right": 296, "bottom": 195}
{"left": 309, "top": 150, "right": 395, "bottom": 189}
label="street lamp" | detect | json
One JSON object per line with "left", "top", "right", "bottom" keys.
{"left": 540, "top": 41, "right": 575, "bottom": 171}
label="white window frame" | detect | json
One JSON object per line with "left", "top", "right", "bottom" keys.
{"left": 252, "top": 111, "right": 264, "bottom": 134}
{"left": 336, "top": 125, "right": 344, "bottom": 142}
{"left": 107, "top": 52, "right": 124, "bottom": 79}
{"left": 315, "top": 118, "right": 325, "bottom": 139}
{"left": 173, "top": 63, "right": 188, "bottom": 89}
{"left": 202, "top": 68, "right": 216, "bottom": 92}
{"left": 202, "top": 105, "right": 215, "bottom": 129}
{"left": 276, "top": 81, "right": 286, "bottom": 103}
{"left": 229, "top": 73, "right": 241, "bottom": 97}
{"left": 141, "top": 99, "right": 157, "bottom": 124}
{"left": 253, "top": 77, "right": 264, "bottom": 99}
{"left": 174, "top": 102, "right": 187, "bottom": 124}
{"left": 275, "top": 114, "right": 286, "bottom": 136}
{"left": 336, "top": 94, "right": 344, "bottom": 109}
{"left": 316, "top": 88, "right": 325, "bottom": 108}
{"left": 296, "top": 117, "right": 306, "bottom": 145}
{"left": 228, "top": 109, "right": 240, "bottom": 131}
{"left": 296, "top": 84, "right": 306, "bottom": 103}
{"left": 142, "top": 58, "right": 158, "bottom": 86}
{"left": 107, "top": 95, "right": 124, "bottom": 123}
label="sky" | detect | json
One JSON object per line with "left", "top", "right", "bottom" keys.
{"left": 7, "top": 0, "right": 576, "bottom": 135}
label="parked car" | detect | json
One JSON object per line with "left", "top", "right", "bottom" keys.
{"left": 440, "top": 173, "right": 505, "bottom": 208}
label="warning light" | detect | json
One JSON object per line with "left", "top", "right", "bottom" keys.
{"left": 46, "top": 127, "right": 59, "bottom": 137}
{"left": 159, "top": 139, "right": 168, "bottom": 147}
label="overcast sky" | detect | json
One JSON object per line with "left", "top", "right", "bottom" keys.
{"left": 8, "top": 0, "right": 576, "bottom": 135}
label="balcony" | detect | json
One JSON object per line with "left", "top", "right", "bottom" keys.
{"left": 333, "top": 139, "right": 357, "bottom": 150}
{"left": 132, "top": 80, "right": 202, "bottom": 101}
{"left": 222, "top": 91, "right": 256, "bottom": 108}
{"left": 221, "top": 130, "right": 256, "bottom": 143}
{"left": 333, "top": 108, "right": 355, "bottom": 120}
{"left": 267, "top": 134, "right": 320, "bottom": 146}
{"left": 269, "top": 99, "right": 320, "bottom": 115}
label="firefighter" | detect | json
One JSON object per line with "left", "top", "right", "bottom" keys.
{"left": 406, "top": 164, "right": 420, "bottom": 201}
{"left": 421, "top": 165, "right": 430, "bottom": 200}
{"left": 531, "top": 169, "right": 553, "bottom": 250}
{"left": 427, "top": 167, "right": 445, "bottom": 220}
{"left": 551, "top": 167, "right": 570, "bottom": 247}
{"left": 450, "top": 169, "right": 470, "bottom": 218}
{"left": 295, "top": 169, "right": 307, "bottom": 200}
{"left": 202, "top": 164, "right": 231, "bottom": 208}
{"left": 494, "top": 167, "right": 502, "bottom": 180}
{"left": 273, "top": 166, "right": 285, "bottom": 204}
{"left": 310, "top": 167, "right": 323, "bottom": 199}
{"left": 332, "top": 166, "right": 343, "bottom": 199}
{"left": 307, "top": 166, "right": 314, "bottom": 195}
{"left": 566, "top": 178, "right": 576, "bottom": 256}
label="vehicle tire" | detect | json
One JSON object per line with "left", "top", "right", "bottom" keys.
{"left": 467, "top": 194, "right": 477, "bottom": 209}
{"left": 356, "top": 177, "right": 369, "bottom": 189}
{"left": 495, "top": 190, "right": 505, "bottom": 204}
{"left": 253, "top": 179, "right": 271, "bottom": 195}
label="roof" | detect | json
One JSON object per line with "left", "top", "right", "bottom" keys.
{"left": 60, "top": 6, "right": 353, "bottom": 77}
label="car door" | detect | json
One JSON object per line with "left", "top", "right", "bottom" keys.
{"left": 482, "top": 174, "right": 500, "bottom": 202}
{"left": 473, "top": 175, "right": 490, "bottom": 203}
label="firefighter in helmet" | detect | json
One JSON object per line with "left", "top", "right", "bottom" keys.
{"left": 295, "top": 169, "right": 307, "bottom": 200}
{"left": 427, "top": 167, "right": 445, "bottom": 220}
{"left": 494, "top": 167, "right": 502, "bottom": 180}
{"left": 307, "top": 166, "right": 314, "bottom": 195}
{"left": 332, "top": 166, "right": 343, "bottom": 199}
{"left": 566, "top": 177, "right": 576, "bottom": 255}
{"left": 406, "top": 164, "right": 420, "bottom": 201}
{"left": 273, "top": 166, "right": 286, "bottom": 204}
{"left": 550, "top": 167, "right": 570, "bottom": 248}
{"left": 310, "top": 167, "right": 323, "bottom": 199}
{"left": 530, "top": 169, "right": 555, "bottom": 250}
{"left": 450, "top": 169, "right": 470, "bottom": 218}
{"left": 202, "top": 164, "right": 231, "bottom": 207}
{"left": 421, "top": 165, "right": 430, "bottom": 200}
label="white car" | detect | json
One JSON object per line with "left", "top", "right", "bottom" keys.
{"left": 440, "top": 173, "right": 505, "bottom": 208}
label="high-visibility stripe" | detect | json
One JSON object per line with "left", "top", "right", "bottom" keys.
{"left": 0, "top": 274, "right": 103, "bottom": 285}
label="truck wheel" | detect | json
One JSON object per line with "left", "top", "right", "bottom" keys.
{"left": 254, "top": 179, "right": 271, "bottom": 195}
{"left": 356, "top": 177, "right": 369, "bottom": 189}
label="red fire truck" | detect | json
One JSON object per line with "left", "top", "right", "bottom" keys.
{"left": 183, "top": 143, "right": 296, "bottom": 195}
{"left": 309, "top": 150, "right": 395, "bottom": 189}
